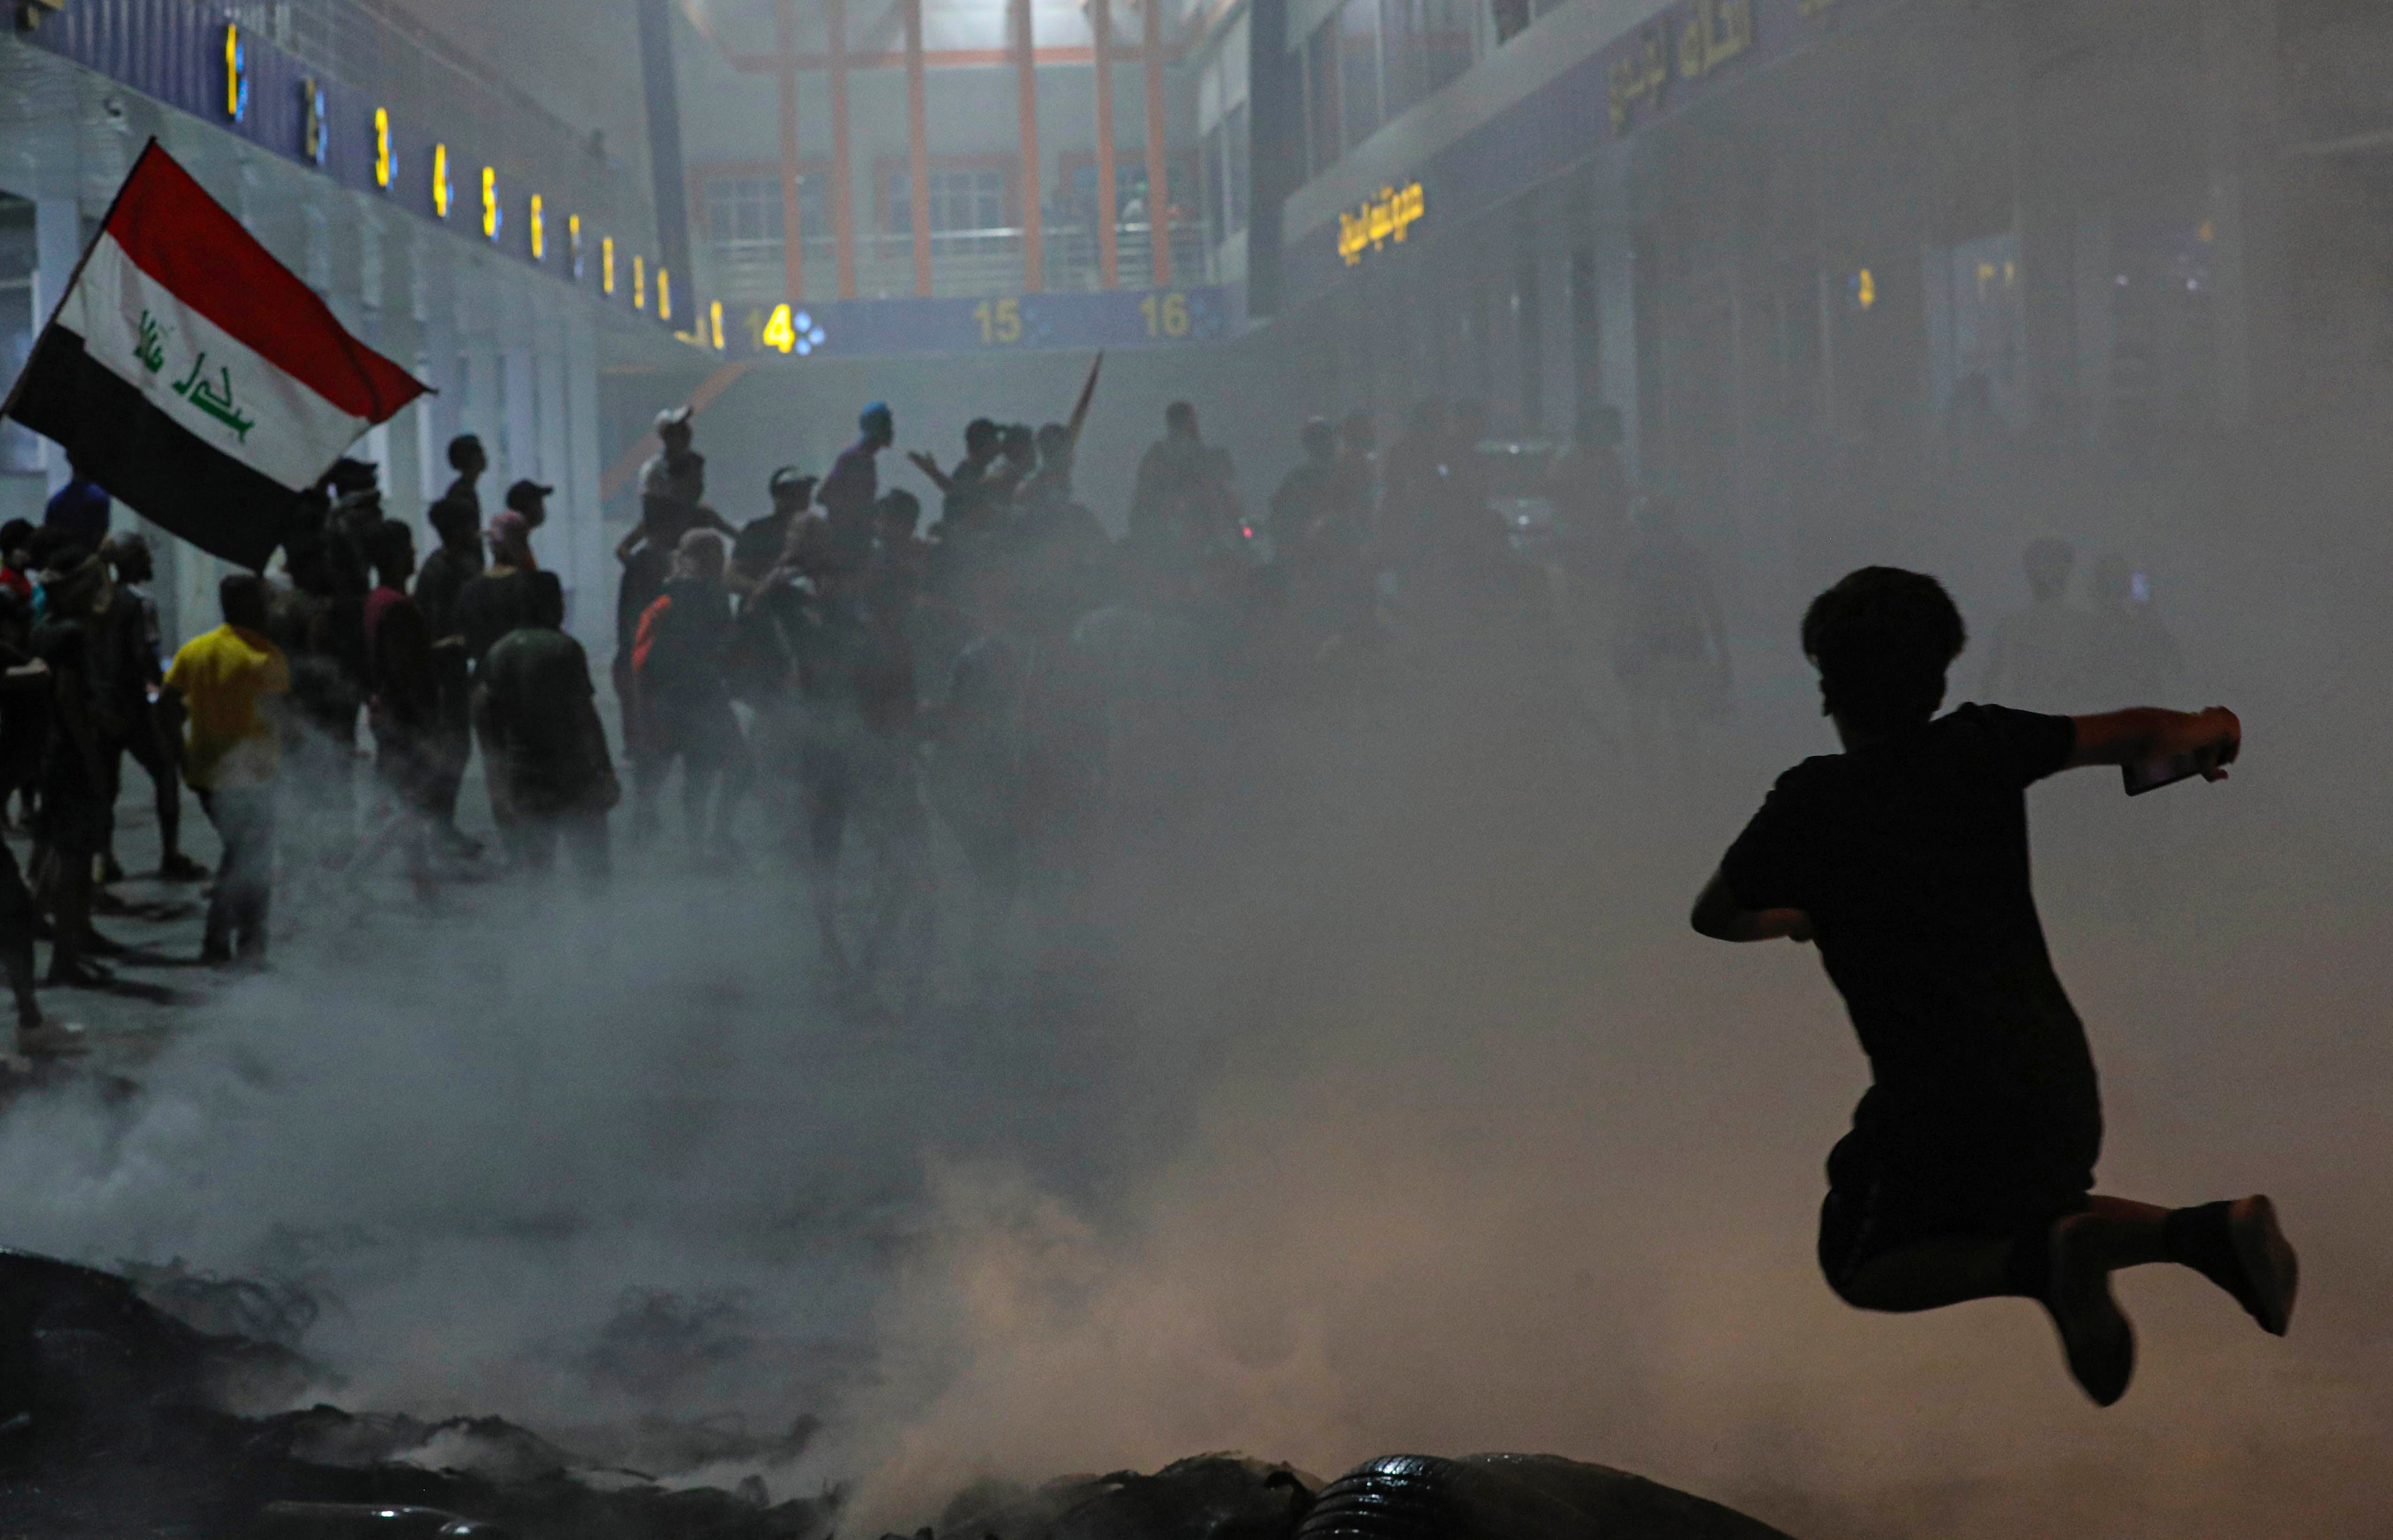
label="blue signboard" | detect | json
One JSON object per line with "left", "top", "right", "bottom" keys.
{"left": 21, "top": 0, "right": 664, "bottom": 326}
{"left": 727, "top": 284, "right": 1246, "bottom": 362}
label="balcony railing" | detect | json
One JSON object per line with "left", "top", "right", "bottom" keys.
{"left": 699, "top": 221, "right": 1219, "bottom": 310}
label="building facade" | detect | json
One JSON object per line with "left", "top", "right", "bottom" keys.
{"left": 0, "top": 0, "right": 698, "bottom": 651}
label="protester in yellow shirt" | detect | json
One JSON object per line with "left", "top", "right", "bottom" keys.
{"left": 163, "top": 574, "right": 288, "bottom": 966}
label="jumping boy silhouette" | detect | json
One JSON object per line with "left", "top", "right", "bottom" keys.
{"left": 1691, "top": 566, "right": 2295, "bottom": 1404}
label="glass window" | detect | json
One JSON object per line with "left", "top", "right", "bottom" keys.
{"left": 889, "top": 168, "right": 1011, "bottom": 235}
{"left": 704, "top": 175, "right": 781, "bottom": 245}
{"left": 702, "top": 174, "right": 823, "bottom": 246}
{"left": 1426, "top": 0, "right": 1474, "bottom": 91}
{"left": 1338, "top": 0, "right": 1382, "bottom": 155}
{"left": 1304, "top": 22, "right": 1340, "bottom": 178}
{"left": 1379, "top": 0, "right": 1422, "bottom": 120}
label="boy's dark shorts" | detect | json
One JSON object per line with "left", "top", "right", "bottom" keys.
{"left": 1818, "top": 1132, "right": 2092, "bottom": 1305}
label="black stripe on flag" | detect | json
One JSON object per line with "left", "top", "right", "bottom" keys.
{"left": 10, "top": 326, "right": 295, "bottom": 571}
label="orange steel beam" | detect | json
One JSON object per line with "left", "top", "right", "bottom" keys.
{"left": 904, "top": 0, "right": 932, "bottom": 295}
{"left": 774, "top": 0, "right": 806, "bottom": 302}
{"left": 598, "top": 363, "right": 755, "bottom": 501}
{"left": 826, "top": 0, "right": 858, "bottom": 298}
{"left": 1143, "top": 0, "right": 1170, "bottom": 287}
{"left": 1013, "top": 0, "right": 1043, "bottom": 290}
{"left": 1091, "top": 0, "right": 1119, "bottom": 289}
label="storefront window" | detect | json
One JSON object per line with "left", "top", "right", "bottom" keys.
{"left": 1339, "top": 0, "right": 1383, "bottom": 156}
{"left": 1304, "top": 22, "right": 1341, "bottom": 178}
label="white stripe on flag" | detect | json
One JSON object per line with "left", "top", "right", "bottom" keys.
{"left": 67, "top": 233, "right": 370, "bottom": 492}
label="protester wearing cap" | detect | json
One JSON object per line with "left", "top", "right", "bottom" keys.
{"left": 730, "top": 467, "right": 817, "bottom": 596}
{"left": 820, "top": 402, "right": 894, "bottom": 569}
{"left": 505, "top": 478, "right": 553, "bottom": 531}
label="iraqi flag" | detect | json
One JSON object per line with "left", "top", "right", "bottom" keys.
{"left": 2, "top": 141, "right": 426, "bottom": 570}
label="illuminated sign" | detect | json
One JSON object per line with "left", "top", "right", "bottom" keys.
{"left": 633, "top": 255, "right": 646, "bottom": 310}
{"left": 301, "top": 79, "right": 327, "bottom": 166}
{"left": 431, "top": 144, "right": 451, "bottom": 217}
{"left": 373, "top": 109, "right": 393, "bottom": 188}
{"left": 1337, "top": 182, "right": 1425, "bottom": 267}
{"left": 529, "top": 196, "right": 546, "bottom": 260}
{"left": 658, "top": 268, "right": 672, "bottom": 322}
{"left": 709, "top": 301, "right": 725, "bottom": 350}
{"left": 762, "top": 304, "right": 826, "bottom": 355}
{"left": 1852, "top": 268, "right": 1876, "bottom": 310}
{"left": 480, "top": 166, "right": 501, "bottom": 241}
{"left": 222, "top": 25, "right": 249, "bottom": 122}
{"left": 603, "top": 236, "right": 617, "bottom": 295}
{"left": 1608, "top": 0, "right": 1750, "bottom": 132}
{"left": 569, "top": 215, "right": 584, "bottom": 279}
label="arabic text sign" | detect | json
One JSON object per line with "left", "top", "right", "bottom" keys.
{"left": 1608, "top": 0, "right": 1756, "bottom": 133}
{"left": 1337, "top": 182, "right": 1427, "bottom": 268}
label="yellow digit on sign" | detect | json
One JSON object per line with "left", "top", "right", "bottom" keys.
{"left": 762, "top": 304, "right": 797, "bottom": 354}
{"left": 994, "top": 297, "right": 1021, "bottom": 343}
{"left": 373, "top": 108, "right": 393, "bottom": 188}
{"left": 481, "top": 166, "right": 500, "bottom": 241}
{"left": 1162, "top": 291, "right": 1189, "bottom": 337}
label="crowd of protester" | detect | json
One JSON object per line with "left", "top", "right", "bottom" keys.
{"left": 0, "top": 383, "right": 1948, "bottom": 1047}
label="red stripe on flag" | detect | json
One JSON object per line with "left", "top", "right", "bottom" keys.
{"left": 103, "top": 143, "right": 425, "bottom": 423}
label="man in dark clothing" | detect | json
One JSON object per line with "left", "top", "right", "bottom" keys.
{"left": 28, "top": 554, "right": 116, "bottom": 987}
{"left": 912, "top": 417, "right": 1001, "bottom": 529}
{"left": 1691, "top": 565, "right": 2296, "bottom": 1407}
{"left": 354, "top": 520, "right": 439, "bottom": 891}
{"left": 455, "top": 521, "right": 538, "bottom": 677}
{"left": 730, "top": 467, "right": 816, "bottom": 598}
{"left": 415, "top": 496, "right": 485, "bottom": 854}
{"left": 820, "top": 402, "right": 895, "bottom": 570}
{"left": 442, "top": 434, "right": 489, "bottom": 521}
{"left": 630, "top": 528, "right": 747, "bottom": 854}
{"left": 1128, "top": 401, "right": 1240, "bottom": 562}
{"left": 1268, "top": 417, "right": 1339, "bottom": 555}
{"left": 88, "top": 534, "right": 195, "bottom": 885}
{"left": 476, "top": 572, "right": 616, "bottom": 882}
{"left": 0, "top": 637, "right": 83, "bottom": 1058}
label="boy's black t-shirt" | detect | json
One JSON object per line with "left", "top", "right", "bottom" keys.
{"left": 1720, "top": 703, "right": 2099, "bottom": 1186}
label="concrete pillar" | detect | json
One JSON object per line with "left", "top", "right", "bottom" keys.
{"left": 504, "top": 343, "right": 538, "bottom": 494}
{"left": 31, "top": 196, "right": 81, "bottom": 498}
{"left": 563, "top": 314, "right": 608, "bottom": 656}
{"left": 2197, "top": 0, "right": 2287, "bottom": 435}
{"left": 1589, "top": 170, "right": 1640, "bottom": 482}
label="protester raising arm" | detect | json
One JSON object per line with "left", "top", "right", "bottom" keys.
{"left": 2065, "top": 705, "right": 2240, "bottom": 776}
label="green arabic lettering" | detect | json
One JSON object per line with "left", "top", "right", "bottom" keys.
{"left": 134, "top": 311, "right": 166, "bottom": 374}
{"left": 172, "top": 350, "right": 208, "bottom": 399}
{"left": 189, "top": 366, "right": 253, "bottom": 441}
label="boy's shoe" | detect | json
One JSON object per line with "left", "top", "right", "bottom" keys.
{"left": 17, "top": 1021, "right": 91, "bottom": 1057}
{"left": 2049, "top": 1212, "right": 2136, "bottom": 1407}
{"left": 2227, "top": 1196, "right": 2299, "bottom": 1336}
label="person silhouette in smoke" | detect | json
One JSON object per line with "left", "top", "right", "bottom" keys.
{"left": 1690, "top": 566, "right": 2296, "bottom": 1406}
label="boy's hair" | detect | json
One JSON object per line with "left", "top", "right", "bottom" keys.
{"left": 446, "top": 433, "right": 484, "bottom": 471}
{"left": 1802, "top": 566, "right": 1967, "bottom": 733}
{"left": 365, "top": 518, "right": 414, "bottom": 578}
{"left": 525, "top": 570, "right": 566, "bottom": 628}
{"left": 220, "top": 572, "right": 271, "bottom": 630}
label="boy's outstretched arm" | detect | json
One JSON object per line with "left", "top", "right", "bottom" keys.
{"left": 1691, "top": 868, "right": 1813, "bottom": 943}
{"left": 2065, "top": 705, "right": 2241, "bottom": 774}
